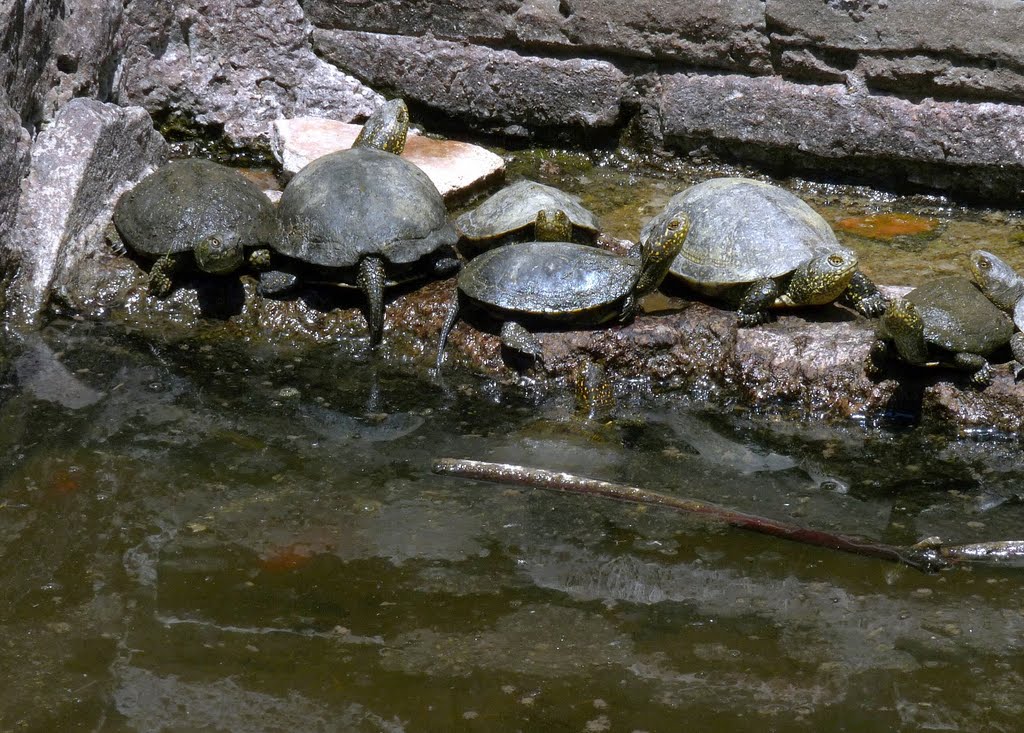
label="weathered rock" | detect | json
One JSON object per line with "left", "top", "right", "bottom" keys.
{"left": 306, "top": 0, "right": 772, "bottom": 73}
{"left": 312, "top": 30, "right": 627, "bottom": 132}
{"left": 660, "top": 73, "right": 1024, "bottom": 200}
{"left": 270, "top": 116, "right": 505, "bottom": 200}
{"left": 115, "top": 0, "right": 381, "bottom": 146}
{"left": 3, "top": 98, "right": 168, "bottom": 330}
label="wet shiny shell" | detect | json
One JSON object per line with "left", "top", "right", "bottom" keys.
{"left": 456, "top": 180, "right": 600, "bottom": 241}
{"left": 276, "top": 147, "right": 457, "bottom": 268}
{"left": 458, "top": 242, "right": 637, "bottom": 317}
{"left": 642, "top": 177, "right": 852, "bottom": 289}
{"left": 113, "top": 159, "right": 275, "bottom": 257}
{"left": 904, "top": 276, "right": 1013, "bottom": 355}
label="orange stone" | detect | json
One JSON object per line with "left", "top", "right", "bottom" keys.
{"left": 834, "top": 212, "right": 940, "bottom": 240}
{"left": 259, "top": 543, "right": 315, "bottom": 573}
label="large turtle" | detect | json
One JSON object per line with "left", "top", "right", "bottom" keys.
{"left": 641, "top": 177, "right": 886, "bottom": 325}
{"left": 435, "top": 213, "right": 690, "bottom": 369}
{"left": 261, "top": 99, "right": 459, "bottom": 344}
{"left": 868, "top": 276, "right": 1013, "bottom": 387}
{"left": 456, "top": 180, "right": 600, "bottom": 253}
{"left": 112, "top": 159, "right": 276, "bottom": 296}
{"left": 968, "top": 249, "right": 1024, "bottom": 367}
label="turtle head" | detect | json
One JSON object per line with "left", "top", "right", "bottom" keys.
{"left": 787, "top": 250, "right": 857, "bottom": 306}
{"left": 534, "top": 209, "right": 572, "bottom": 242}
{"left": 969, "top": 249, "right": 1024, "bottom": 313}
{"left": 194, "top": 233, "right": 245, "bottom": 274}
{"left": 882, "top": 297, "right": 930, "bottom": 365}
{"left": 635, "top": 213, "right": 691, "bottom": 295}
{"left": 353, "top": 98, "right": 410, "bottom": 155}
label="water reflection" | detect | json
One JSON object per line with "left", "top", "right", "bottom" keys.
{"left": 1, "top": 321, "right": 1023, "bottom": 732}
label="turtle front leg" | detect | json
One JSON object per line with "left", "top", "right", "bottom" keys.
{"left": 500, "top": 321, "right": 544, "bottom": 363}
{"left": 148, "top": 252, "right": 181, "bottom": 297}
{"left": 736, "top": 278, "right": 779, "bottom": 326}
{"left": 840, "top": 271, "right": 887, "bottom": 318}
{"left": 865, "top": 338, "right": 891, "bottom": 378}
{"left": 357, "top": 255, "right": 387, "bottom": 345}
{"left": 1010, "top": 332, "right": 1024, "bottom": 379}
{"left": 952, "top": 351, "right": 992, "bottom": 387}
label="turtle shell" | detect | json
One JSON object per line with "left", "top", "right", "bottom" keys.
{"left": 456, "top": 180, "right": 600, "bottom": 242}
{"left": 113, "top": 159, "right": 274, "bottom": 258}
{"left": 641, "top": 177, "right": 851, "bottom": 289}
{"left": 905, "top": 276, "right": 1013, "bottom": 355}
{"left": 276, "top": 147, "right": 457, "bottom": 269}
{"left": 458, "top": 241, "right": 637, "bottom": 318}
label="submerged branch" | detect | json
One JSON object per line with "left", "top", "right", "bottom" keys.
{"left": 431, "top": 457, "right": 997, "bottom": 574}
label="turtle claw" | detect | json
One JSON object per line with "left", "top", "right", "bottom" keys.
{"left": 970, "top": 363, "right": 994, "bottom": 389}
{"left": 737, "top": 311, "right": 771, "bottom": 327}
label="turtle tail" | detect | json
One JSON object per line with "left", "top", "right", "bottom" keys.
{"left": 435, "top": 289, "right": 461, "bottom": 370}
{"left": 357, "top": 255, "right": 387, "bottom": 345}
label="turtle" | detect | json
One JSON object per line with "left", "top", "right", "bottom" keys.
{"left": 455, "top": 180, "right": 601, "bottom": 253}
{"left": 435, "top": 213, "right": 691, "bottom": 369}
{"left": 260, "top": 98, "right": 459, "bottom": 344}
{"left": 867, "top": 276, "right": 1014, "bottom": 387}
{"left": 968, "top": 249, "right": 1024, "bottom": 368}
{"left": 111, "top": 158, "right": 277, "bottom": 296}
{"left": 641, "top": 177, "right": 887, "bottom": 326}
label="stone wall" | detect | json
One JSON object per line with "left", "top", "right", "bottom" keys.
{"left": 308, "top": 0, "right": 1024, "bottom": 200}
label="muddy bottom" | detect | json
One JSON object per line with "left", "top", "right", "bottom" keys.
{"left": 2, "top": 321, "right": 1023, "bottom": 731}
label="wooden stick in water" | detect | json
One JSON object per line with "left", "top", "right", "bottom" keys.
{"left": 432, "top": 457, "right": 950, "bottom": 573}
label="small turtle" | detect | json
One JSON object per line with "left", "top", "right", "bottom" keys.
{"left": 435, "top": 213, "right": 691, "bottom": 369}
{"left": 642, "top": 177, "right": 886, "bottom": 325}
{"left": 969, "top": 249, "right": 1024, "bottom": 367}
{"left": 112, "top": 159, "right": 276, "bottom": 296}
{"left": 868, "top": 276, "right": 1013, "bottom": 387}
{"left": 262, "top": 98, "right": 459, "bottom": 344}
{"left": 456, "top": 180, "right": 601, "bottom": 253}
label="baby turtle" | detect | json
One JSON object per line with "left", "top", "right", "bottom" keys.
{"left": 868, "top": 276, "right": 1013, "bottom": 387}
{"left": 435, "top": 214, "right": 691, "bottom": 369}
{"left": 456, "top": 180, "right": 600, "bottom": 253}
{"left": 263, "top": 98, "right": 459, "bottom": 344}
{"left": 112, "top": 159, "right": 276, "bottom": 296}
{"left": 969, "top": 249, "right": 1024, "bottom": 367}
{"left": 642, "top": 177, "right": 886, "bottom": 325}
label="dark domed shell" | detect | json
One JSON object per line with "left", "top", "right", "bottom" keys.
{"left": 906, "top": 276, "right": 1013, "bottom": 354}
{"left": 459, "top": 242, "right": 637, "bottom": 316}
{"left": 456, "top": 180, "right": 600, "bottom": 241}
{"left": 642, "top": 177, "right": 849, "bottom": 287}
{"left": 276, "top": 147, "right": 457, "bottom": 268}
{"left": 113, "top": 159, "right": 274, "bottom": 257}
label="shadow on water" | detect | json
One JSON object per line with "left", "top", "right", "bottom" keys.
{"left": 2, "top": 320, "right": 1024, "bottom": 732}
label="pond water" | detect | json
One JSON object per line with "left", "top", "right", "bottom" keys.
{"left": 3, "top": 316, "right": 1024, "bottom": 732}
{"left": 6, "top": 146, "right": 1024, "bottom": 731}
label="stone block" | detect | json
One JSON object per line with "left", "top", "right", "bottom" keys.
{"left": 312, "top": 30, "right": 626, "bottom": 130}
{"left": 270, "top": 117, "right": 505, "bottom": 201}
{"left": 115, "top": 0, "right": 381, "bottom": 146}
{"left": 305, "top": 0, "right": 771, "bottom": 72}
{"left": 4, "top": 98, "right": 168, "bottom": 329}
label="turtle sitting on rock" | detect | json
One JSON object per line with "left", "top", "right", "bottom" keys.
{"left": 643, "top": 177, "right": 886, "bottom": 326}
{"left": 435, "top": 213, "right": 691, "bottom": 369}
{"left": 867, "top": 276, "right": 1013, "bottom": 387}
{"left": 112, "top": 159, "right": 277, "bottom": 296}
{"left": 455, "top": 180, "right": 601, "bottom": 255}
{"left": 260, "top": 98, "right": 459, "bottom": 344}
{"left": 968, "top": 249, "right": 1024, "bottom": 369}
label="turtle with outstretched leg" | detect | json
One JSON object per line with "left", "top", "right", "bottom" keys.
{"left": 643, "top": 177, "right": 886, "bottom": 325}
{"left": 261, "top": 98, "right": 459, "bottom": 344}
{"left": 112, "top": 159, "right": 276, "bottom": 296}
{"left": 435, "top": 214, "right": 690, "bottom": 369}
{"left": 867, "top": 276, "right": 1013, "bottom": 387}
{"left": 969, "top": 249, "right": 1024, "bottom": 373}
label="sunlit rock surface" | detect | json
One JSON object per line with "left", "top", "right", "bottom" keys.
{"left": 270, "top": 117, "right": 505, "bottom": 200}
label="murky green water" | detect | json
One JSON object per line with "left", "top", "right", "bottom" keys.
{"left": 4, "top": 318, "right": 1024, "bottom": 732}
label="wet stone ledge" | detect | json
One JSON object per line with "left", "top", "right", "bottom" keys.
{"left": 53, "top": 255, "right": 1024, "bottom": 435}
